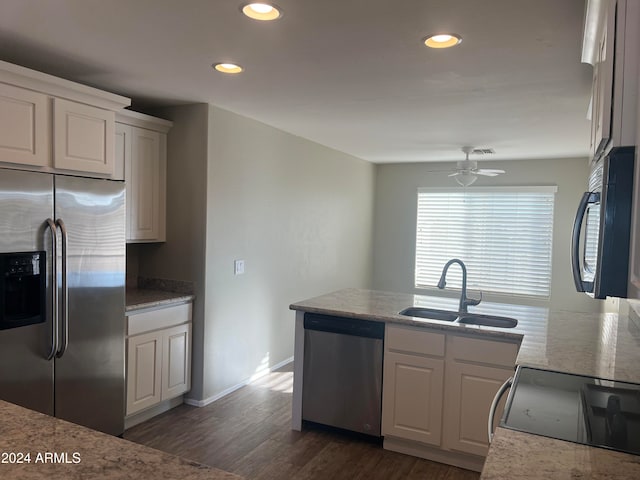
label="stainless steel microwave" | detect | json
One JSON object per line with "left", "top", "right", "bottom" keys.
{"left": 571, "top": 146, "right": 635, "bottom": 299}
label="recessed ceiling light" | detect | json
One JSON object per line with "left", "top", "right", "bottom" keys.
{"left": 241, "top": 3, "right": 282, "bottom": 21}
{"left": 423, "top": 33, "right": 462, "bottom": 49}
{"left": 213, "top": 63, "right": 244, "bottom": 74}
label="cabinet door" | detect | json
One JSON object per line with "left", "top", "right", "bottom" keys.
{"left": 126, "top": 126, "right": 165, "bottom": 242}
{"left": 161, "top": 323, "right": 191, "bottom": 400}
{"left": 382, "top": 351, "right": 444, "bottom": 446}
{"left": 0, "top": 84, "right": 49, "bottom": 167}
{"left": 114, "top": 122, "right": 130, "bottom": 182}
{"left": 126, "top": 330, "right": 162, "bottom": 415}
{"left": 592, "top": 1, "right": 615, "bottom": 158}
{"left": 443, "top": 361, "right": 512, "bottom": 457}
{"left": 53, "top": 98, "right": 114, "bottom": 175}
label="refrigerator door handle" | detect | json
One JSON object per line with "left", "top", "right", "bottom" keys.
{"left": 55, "top": 218, "right": 69, "bottom": 358}
{"left": 45, "top": 219, "right": 59, "bottom": 361}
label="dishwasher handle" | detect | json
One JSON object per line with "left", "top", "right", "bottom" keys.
{"left": 303, "top": 314, "right": 384, "bottom": 339}
{"left": 488, "top": 376, "right": 513, "bottom": 444}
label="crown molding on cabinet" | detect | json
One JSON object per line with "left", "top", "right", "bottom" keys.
{"left": 116, "top": 109, "right": 173, "bottom": 133}
{"left": 0, "top": 59, "right": 130, "bottom": 111}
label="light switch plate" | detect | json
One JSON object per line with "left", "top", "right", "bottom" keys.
{"left": 234, "top": 259, "right": 245, "bottom": 275}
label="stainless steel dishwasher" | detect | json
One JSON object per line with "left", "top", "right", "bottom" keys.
{"left": 302, "top": 313, "right": 384, "bottom": 437}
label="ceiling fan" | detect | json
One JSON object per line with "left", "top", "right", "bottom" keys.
{"left": 433, "top": 147, "right": 505, "bottom": 186}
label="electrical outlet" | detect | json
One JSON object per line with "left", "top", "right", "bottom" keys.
{"left": 234, "top": 259, "right": 245, "bottom": 275}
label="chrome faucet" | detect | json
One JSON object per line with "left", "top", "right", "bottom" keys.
{"left": 437, "top": 259, "right": 482, "bottom": 313}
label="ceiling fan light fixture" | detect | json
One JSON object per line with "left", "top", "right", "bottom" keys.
{"left": 241, "top": 3, "right": 282, "bottom": 21}
{"left": 455, "top": 172, "right": 477, "bottom": 187}
{"left": 213, "top": 63, "right": 244, "bottom": 74}
{"left": 424, "top": 33, "right": 462, "bottom": 49}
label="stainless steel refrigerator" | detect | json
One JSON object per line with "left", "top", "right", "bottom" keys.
{"left": 0, "top": 168, "right": 125, "bottom": 436}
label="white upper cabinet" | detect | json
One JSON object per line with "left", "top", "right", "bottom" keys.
{"left": 116, "top": 110, "right": 171, "bottom": 243}
{"left": 0, "top": 83, "right": 49, "bottom": 167}
{"left": 583, "top": 0, "right": 639, "bottom": 160}
{"left": 589, "top": 4, "right": 614, "bottom": 158}
{"left": 0, "top": 60, "right": 130, "bottom": 177}
{"left": 53, "top": 98, "right": 115, "bottom": 175}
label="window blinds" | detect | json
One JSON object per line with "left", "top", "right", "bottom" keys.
{"left": 415, "top": 187, "right": 557, "bottom": 298}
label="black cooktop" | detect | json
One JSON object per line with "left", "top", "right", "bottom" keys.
{"left": 501, "top": 367, "right": 640, "bottom": 456}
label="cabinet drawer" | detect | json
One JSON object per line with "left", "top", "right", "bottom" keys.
{"left": 448, "top": 335, "right": 518, "bottom": 367}
{"left": 127, "top": 302, "right": 192, "bottom": 336}
{"left": 386, "top": 325, "right": 445, "bottom": 357}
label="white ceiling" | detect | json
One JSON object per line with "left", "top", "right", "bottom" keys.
{"left": 0, "top": 0, "right": 592, "bottom": 163}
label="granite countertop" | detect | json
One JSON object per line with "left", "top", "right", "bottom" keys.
{"left": 482, "top": 428, "right": 640, "bottom": 479}
{"left": 0, "top": 400, "right": 241, "bottom": 480}
{"left": 126, "top": 288, "right": 195, "bottom": 312}
{"left": 291, "top": 288, "right": 640, "bottom": 478}
{"left": 290, "top": 288, "right": 526, "bottom": 341}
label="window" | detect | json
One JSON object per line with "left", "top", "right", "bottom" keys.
{"left": 415, "top": 186, "right": 557, "bottom": 298}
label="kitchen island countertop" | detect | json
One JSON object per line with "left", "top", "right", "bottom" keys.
{"left": 290, "top": 288, "right": 640, "bottom": 478}
{"left": 290, "top": 288, "right": 640, "bottom": 382}
{"left": 0, "top": 400, "right": 241, "bottom": 480}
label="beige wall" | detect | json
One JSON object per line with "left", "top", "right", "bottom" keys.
{"left": 139, "top": 103, "right": 375, "bottom": 403}
{"left": 201, "top": 105, "right": 375, "bottom": 401}
{"left": 372, "top": 157, "right": 603, "bottom": 313}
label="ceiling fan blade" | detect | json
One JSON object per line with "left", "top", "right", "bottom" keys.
{"left": 448, "top": 172, "right": 461, "bottom": 177}
{"left": 476, "top": 169, "right": 505, "bottom": 176}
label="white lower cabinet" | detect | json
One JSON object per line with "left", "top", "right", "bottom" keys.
{"left": 126, "top": 303, "right": 192, "bottom": 417}
{"left": 127, "top": 330, "right": 163, "bottom": 414}
{"left": 442, "top": 334, "right": 518, "bottom": 457}
{"left": 443, "top": 361, "right": 513, "bottom": 457}
{"left": 161, "top": 323, "right": 191, "bottom": 400}
{"left": 382, "top": 324, "right": 519, "bottom": 471}
{"left": 382, "top": 351, "right": 444, "bottom": 446}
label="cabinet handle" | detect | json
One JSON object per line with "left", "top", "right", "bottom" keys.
{"left": 488, "top": 376, "right": 513, "bottom": 444}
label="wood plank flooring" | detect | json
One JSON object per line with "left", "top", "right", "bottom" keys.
{"left": 124, "top": 364, "right": 479, "bottom": 480}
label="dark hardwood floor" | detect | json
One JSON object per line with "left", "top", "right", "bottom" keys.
{"left": 124, "top": 364, "right": 479, "bottom": 480}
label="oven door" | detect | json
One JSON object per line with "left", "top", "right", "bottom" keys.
{"left": 571, "top": 191, "right": 601, "bottom": 294}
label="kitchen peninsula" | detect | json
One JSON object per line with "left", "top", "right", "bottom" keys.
{"left": 290, "top": 289, "right": 640, "bottom": 477}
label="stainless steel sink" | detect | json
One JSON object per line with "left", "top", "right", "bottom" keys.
{"left": 398, "top": 307, "right": 518, "bottom": 328}
{"left": 398, "top": 307, "right": 459, "bottom": 322}
{"left": 456, "top": 313, "right": 518, "bottom": 328}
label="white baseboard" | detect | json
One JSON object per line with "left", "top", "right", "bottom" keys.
{"left": 125, "top": 396, "right": 184, "bottom": 430}
{"left": 184, "top": 356, "right": 294, "bottom": 408}
{"left": 384, "top": 436, "right": 485, "bottom": 473}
